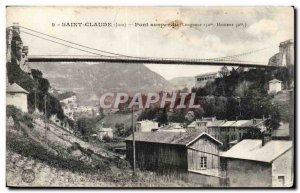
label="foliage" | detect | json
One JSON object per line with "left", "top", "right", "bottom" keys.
{"left": 75, "top": 116, "right": 99, "bottom": 137}
{"left": 7, "top": 30, "right": 69, "bottom": 123}
{"left": 6, "top": 105, "right": 33, "bottom": 129}
{"left": 138, "top": 108, "right": 168, "bottom": 126}
{"left": 193, "top": 68, "right": 287, "bottom": 129}
{"left": 114, "top": 123, "right": 132, "bottom": 137}
{"left": 7, "top": 61, "right": 66, "bottom": 120}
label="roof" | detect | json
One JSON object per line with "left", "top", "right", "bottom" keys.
{"left": 195, "top": 72, "right": 219, "bottom": 78}
{"left": 210, "top": 120, "right": 226, "bottom": 127}
{"left": 99, "top": 127, "right": 113, "bottom": 132}
{"left": 221, "top": 139, "right": 292, "bottom": 163}
{"left": 220, "top": 121, "right": 236, "bottom": 127}
{"left": 269, "top": 79, "right": 282, "bottom": 83}
{"left": 137, "top": 120, "right": 158, "bottom": 124}
{"left": 125, "top": 132, "right": 222, "bottom": 146}
{"left": 159, "top": 123, "right": 183, "bottom": 130}
{"left": 187, "top": 121, "right": 196, "bottom": 128}
{"left": 219, "top": 119, "right": 264, "bottom": 128}
{"left": 6, "top": 83, "right": 29, "bottom": 94}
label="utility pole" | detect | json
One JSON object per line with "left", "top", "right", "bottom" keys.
{"left": 34, "top": 88, "right": 37, "bottom": 112}
{"left": 236, "top": 97, "right": 241, "bottom": 117}
{"left": 44, "top": 95, "right": 48, "bottom": 145}
{"left": 132, "top": 107, "right": 136, "bottom": 176}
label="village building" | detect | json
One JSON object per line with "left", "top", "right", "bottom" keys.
{"left": 268, "top": 79, "right": 282, "bottom": 94}
{"left": 125, "top": 132, "right": 224, "bottom": 185}
{"left": 187, "top": 117, "right": 265, "bottom": 150}
{"left": 6, "top": 83, "right": 29, "bottom": 113}
{"left": 194, "top": 67, "right": 229, "bottom": 88}
{"left": 135, "top": 120, "right": 159, "bottom": 132}
{"left": 98, "top": 127, "right": 113, "bottom": 140}
{"left": 157, "top": 123, "right": 186, "bottom": 133}
{"left": 217, "top": 119, "right": 263, "bottom": 149}
{"left": 195, "top": 72, "right": 222, "bottom": 88}
{"left": 221, "top": 139, "right": 293, "bottom": 187}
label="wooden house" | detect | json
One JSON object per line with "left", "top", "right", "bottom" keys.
{"left": 125, "top": 132, "right": 223, "bottom": 184}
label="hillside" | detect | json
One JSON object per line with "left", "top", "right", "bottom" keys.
{"left": 169, "top": 76, "right": 195, "bottom": 91}
{"left": 6, "top": 107, "right": 198, "bottom": 187}
{"left": 271, "top": 91, "right": 290, "bottom": 122}
{"left": 29, "top": 62, "right": 174, "bottom": 105}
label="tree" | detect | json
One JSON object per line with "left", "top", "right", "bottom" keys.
{"left": 114, "top": 123, "right": 131, "bottom": 137}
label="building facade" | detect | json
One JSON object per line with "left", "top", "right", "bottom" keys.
{"left": 268, "top": 79, "right": 282, "bottom": 94}
{"left": 98, "top": 127, "right": 113, "bottom": 140}
{"left": 187, "top": 118, "right": 264, "bottom": 150}
{"left": 135, "top": 120, "right": 159, "bottom": 132}
{"left": 221, "top": 139, "right": 293, "bottom": 187}
{"left": 195, "top": 72, "right": 222, "bottom": 88}
{"left": 126, "top": 132, "right": 223, "bottom": 184}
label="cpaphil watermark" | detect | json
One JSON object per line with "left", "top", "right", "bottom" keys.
{"left": 99, "top": 92, "right": 201, "bottom": 110}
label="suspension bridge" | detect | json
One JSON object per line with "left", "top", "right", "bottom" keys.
{"left": 7, "top": 25, "right": 293, "bottom": 68}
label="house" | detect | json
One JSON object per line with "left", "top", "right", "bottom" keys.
{"left": 188, "top": 117, "right": 225, "bottom": 134}
{"left": 221, "top": 139, "right": 293, "bottom": 187}
{"left": 6, "top": 83, "right": 29, "bottom": 112}
{"left": 135, "top": 120, "right": 159, "bottom": 132}
{"left": 197, "top": 119, "right": 264, "bottom": 150}
{"left": 187, "top": 121, "right": 197, "bottom": 130}
{"left": 268, "top": 79, "right": 282, "bottom": 94}
{"left": 98, "top": 127, "right": 113, "bottom": 140}
{"left": 194, "top": 67, "right": 229, "bottom": 88}
{"left": 187, "top": 117, "right": 264, "bottom": 150}
{"left": 125, "top": 132, "right": 224, "bottom": 185}
{"left": 157, "top": 123, "right": 186, "bottom": 133}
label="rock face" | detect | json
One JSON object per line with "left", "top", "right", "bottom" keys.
{"left": 29, "top": 62, "right": 174, "bottom": 105}
{"left": 6, "top": 24, "right": 31, "bottom": 75}
{"left": 268, "top": 39, "right": 294, "bottom": 67}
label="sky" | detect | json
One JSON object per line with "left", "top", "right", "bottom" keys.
{"left": 6, "top": 7, "right": 294, "bottom": 80}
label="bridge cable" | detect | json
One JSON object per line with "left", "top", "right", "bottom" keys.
{"left": 20, "top": 30, "right": 111, "bottom": 57}
{"left": 19, "top": 26, "right": 144, "bottom": 59}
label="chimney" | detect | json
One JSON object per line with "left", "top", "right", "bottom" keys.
{"left": 262, "top": 131, "right": 272, "bottom": 146}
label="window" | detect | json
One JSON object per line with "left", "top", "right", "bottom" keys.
{"left": 200, "top": 156, "right": 207, "bottom": 169}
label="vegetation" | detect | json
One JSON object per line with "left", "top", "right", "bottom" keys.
{"left": 137, "top": 68, "right": 290, "bottom": 130}
{"left": 192, "top": 68, "right": 291, "bottom": 129}
{"left": 114, "top": 123, "right": 132, "bottom": 137}
{"left": 6, "top": 105, "right": 33, "bottom": 129}
{"left": 138, "top": 108, "right": 168, "bottom": 126}
{"left": 7, "top": 29, "right": 68, "bottom": 122}
{"left": 74, "top": 116, "right": 103, "bottom": 137}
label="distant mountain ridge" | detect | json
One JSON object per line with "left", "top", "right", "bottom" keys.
{"left": 29, "top": 62, "right": 174, "bottom": 105}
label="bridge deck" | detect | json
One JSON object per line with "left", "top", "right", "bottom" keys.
{"left": 27, "top": 56, "right": 282, "bottom": 68}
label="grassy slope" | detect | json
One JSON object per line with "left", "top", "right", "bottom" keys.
{"left": 271, "top": 91, "right": 290, "bottom": 122}
{"left": 101, "top": 110, "right": 141, "bottom": 130}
